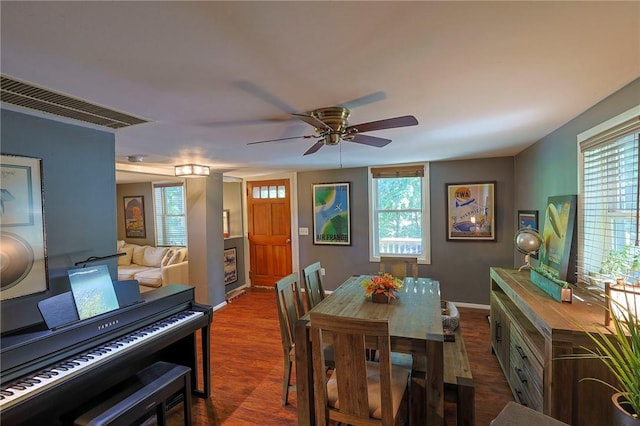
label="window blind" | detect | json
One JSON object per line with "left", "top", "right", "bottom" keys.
{"left": 154, "top": 184, "right": 187, "bottom": 247}
{"left": 578, "top": 115, "right": 640, "bottom": 283}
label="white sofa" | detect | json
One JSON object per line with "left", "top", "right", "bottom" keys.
{"left": 117, "top": 241, "right": 189, "bottom": 292}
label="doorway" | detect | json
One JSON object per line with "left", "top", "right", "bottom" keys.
{"left": 247, "top": 179, "right": 292, "bottom": 287}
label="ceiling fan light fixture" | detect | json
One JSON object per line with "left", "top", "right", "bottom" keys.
{"left": 325, "top": 133, "right": 341, "bottom": 145}
{"left": 175, "top": 164, "right": 210, "bottom": 177}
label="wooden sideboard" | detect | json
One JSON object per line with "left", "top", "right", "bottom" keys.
{"left": 489, "top": 267, "right": 618, "bottom": 426}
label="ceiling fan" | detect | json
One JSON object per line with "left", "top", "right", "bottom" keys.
{"left": 247, "top": 107, "right": 418, "bottom": 155}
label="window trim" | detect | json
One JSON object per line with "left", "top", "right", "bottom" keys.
{"left": 368, "top": 163, "right": 431, "bottom": 264}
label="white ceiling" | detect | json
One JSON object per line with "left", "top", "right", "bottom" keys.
{"left": 1, "top": 1, "right": 639, "bottom": 180}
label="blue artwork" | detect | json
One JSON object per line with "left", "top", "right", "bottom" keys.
{"left": 313, "top": 183, "right": 350, "bottom": 245}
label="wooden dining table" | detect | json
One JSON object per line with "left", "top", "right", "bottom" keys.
{"left": 295, "top": 274, "right": 445, "bottom": 425}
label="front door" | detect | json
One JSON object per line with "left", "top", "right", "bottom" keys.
{"left": 247, "top": 179, "right": 292, "bottom": 287}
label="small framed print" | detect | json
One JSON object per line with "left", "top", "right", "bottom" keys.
{"left": 224, "top": 247, "right": 238, "bottom": 285}
{"left": 518, "top": 210, "right": 539, "bottom": 258}
{"left": 446, "top": 181, "right": 496, "bottom": 241}
{"left": 518, "top": 210, "right": 538, "bottom": 231}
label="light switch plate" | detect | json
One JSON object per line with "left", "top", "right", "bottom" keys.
{"left": 299, "top": 227, "right": 309, "bottom": 235}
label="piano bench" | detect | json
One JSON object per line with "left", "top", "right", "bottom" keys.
{"left": 74, "top": 361, "right": 192, "bottom": 426}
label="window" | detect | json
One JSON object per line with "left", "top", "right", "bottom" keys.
{"left": 368, "top": 164, "right": 430, "bottom": 263}
{"left": 154, "top": 183, "right": 187, "bottom": 247}
{"left": 578, "top": 108, "right": 640, "bottom": 286}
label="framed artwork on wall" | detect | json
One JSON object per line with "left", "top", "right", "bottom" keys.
{"left": 312, "top": 182, "right": 351, "bottom": 245}
{"left": 123, "top": 195, "right": 146, "bottom": 238}
{"left": 518, "top": 210, "right": 539, "bottom": 259}
{"left": 518, "top": 210, "right": 539, "bottom": 231}
{"left": 224, "top": 247, "right": 238, "bottom": 285}
{"left": 446, "top": 181, "right": 496, "bottom": 241}
{"left": 539, "top": 195, "right": 577, "bottom": 281}
{"left": 0, "top": 154, "right": 48, "bottom": 300}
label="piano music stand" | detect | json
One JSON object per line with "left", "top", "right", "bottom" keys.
{"left": 38, "top": 280, "right": 142, "bottom": 329}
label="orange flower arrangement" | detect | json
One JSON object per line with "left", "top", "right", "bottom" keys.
{"left": 361, "top": 273, "right": 403, "bottom": 299}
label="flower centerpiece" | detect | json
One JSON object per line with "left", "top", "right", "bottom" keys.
{"left": 361, "top": 273, "right": 403, "bottom": 303}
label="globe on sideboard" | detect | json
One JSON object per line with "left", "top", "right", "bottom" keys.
{"left": 514, "top": 228, "right": 543, "bottom": 271}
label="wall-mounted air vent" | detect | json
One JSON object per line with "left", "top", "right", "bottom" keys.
{"left": 0, "top": 75, "right": 151, "bottom": 129}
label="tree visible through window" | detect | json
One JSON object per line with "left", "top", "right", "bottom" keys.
{"left": 154, "top": 184, "right": 187, "bottom": 247}
{"left": 369, "top": 164, "right": 430, "bottom": 262}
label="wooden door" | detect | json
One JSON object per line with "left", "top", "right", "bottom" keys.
{"left": 247, "top": 179, "right": 292, "bottom": 287}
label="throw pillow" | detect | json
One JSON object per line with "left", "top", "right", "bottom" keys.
{"left": 132, "top": 245, "right": 146, "bottom": 265}
{"left": 142, "top": 246, "right": 169, "bottom": 267}
{"left": 167, "top": 248, "right": 186, "bottom": 265}
{"left": 161, "top": 249, "right": 175, "bottom": 267}
{"left": 117, "top": 246, "right": 134, "bottom": 266}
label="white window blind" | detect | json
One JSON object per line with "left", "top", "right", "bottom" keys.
{"left": 579, "top": 115, "right": 640, "bottom": 284}
{"left": 369, "top": 164, "right": 430, "bottom": 262}
{"left": 154, "top": 184, "right": 187, "bottom": 247}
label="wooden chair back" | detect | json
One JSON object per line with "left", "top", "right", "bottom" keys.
{"left": 310, "top": 312, "right": 403, "bottom": 425}
{"left": 379, "top": 256, "right": 418, "bottom": 278}
{"left": 302, "top": 262, "right": 325, "bottom": 310}
{"left": 275, "top": 273, "right": 305, "bottom": 405}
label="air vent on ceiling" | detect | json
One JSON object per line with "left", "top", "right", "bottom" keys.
{"left": 0, "top": 75, "right": 150, "bottom": 129}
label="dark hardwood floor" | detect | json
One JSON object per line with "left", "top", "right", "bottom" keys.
{"left": 168, "top": 288, "right": 513, "bottom": 425}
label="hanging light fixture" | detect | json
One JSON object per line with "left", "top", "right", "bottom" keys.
{"left": 174, "top": 164, "right": 210, "bottom": 177}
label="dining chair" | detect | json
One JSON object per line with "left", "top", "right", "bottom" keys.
{"left": 302, "top": 261, "right": 325, "bottom": 311}
{"left": 275, "top": 273, "right": 305, "bottom": 406}
{"left": 310, "top": 312, "right": 411, "bottom": 425}
{"left": 379, "top": 256, "right": 418, "bottom": 279}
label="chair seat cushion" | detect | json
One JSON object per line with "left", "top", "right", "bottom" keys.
{"left": 326, "top": 361, "right": 410, "bottom": 420}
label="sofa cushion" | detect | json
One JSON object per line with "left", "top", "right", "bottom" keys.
{"left": 131, "top": 245, "right": 146, "bottom": 265}
{"left": 133, "top": 268, "right": 163, "bottom": 288}
{"left": 167, "top": 248, "right": 187, "bottom": 265}
{"left": 117, "top": 264, "right": 153, "bottom": 281}
{"left": 117, "top": 246, "right": 134, "bottom": 266}
{"left": 142, "top": 246, "right": 169, "bottom": 267}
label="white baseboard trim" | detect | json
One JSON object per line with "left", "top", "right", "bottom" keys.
{"left": 451, "top": 301, "right": 490, "bottom": 310}
{"left": 212, "top": 301, "right": 227, "bottom": 311}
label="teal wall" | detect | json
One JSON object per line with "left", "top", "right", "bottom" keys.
{"left": 1, "top": 109, "right": 116, "bottom": 333}
{"left": 515, "top": 78, "right": 640, "bottom": 274}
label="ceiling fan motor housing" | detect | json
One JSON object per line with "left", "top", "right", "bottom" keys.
{"left": 311, "top": 107, "right": 351, "bottom": 145}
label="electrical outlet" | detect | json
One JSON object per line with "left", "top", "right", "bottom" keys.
{"left": 320, "top": 268, "right": 326, "bottom": 276}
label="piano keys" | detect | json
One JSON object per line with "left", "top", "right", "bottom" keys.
{"left": 0, "top": 284, "right": 212, "bottom": 426}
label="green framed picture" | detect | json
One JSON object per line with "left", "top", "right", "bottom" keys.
{"left": 313, "top": 182, "right": 351, "bottom": 245}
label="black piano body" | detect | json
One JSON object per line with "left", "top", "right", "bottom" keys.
{"left": 0, "top": 284, "right": 212, "bottom": 426}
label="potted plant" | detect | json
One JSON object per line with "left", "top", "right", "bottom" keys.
{"left": 577, "top": 292, "right": 640, "bottom": 424}
{"left": 601, "top": 245, "right": 640, "bottom": 284}
{"left": 361, "top": 273, "right": 403, "bottom": 303}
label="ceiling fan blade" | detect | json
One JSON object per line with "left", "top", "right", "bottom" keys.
{"left": 247, "top": 134, "right": 316, "bottom": 145}
{"left": 234, "top": 80, "right": 299, "bottom": 114}
{"left": 303, "top": 140, "right": 325, "bottom": 155}
{"left": 347, "top": 115, "right": 418, "bottom": 133}
{"left": 338, "top": 91, "right": 387, "bottom": 110}
{"left": 292, "top": 113, "right": 332, "bottom": 131}
{"left": 349, "top": 134, "right": 391, "bottom": 148}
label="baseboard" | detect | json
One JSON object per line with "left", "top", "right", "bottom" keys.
{"left": 212, "top": 300, "right": 227, "bottom": 311}
{"left": 452, "top": 302, "right": 490, "bottom": 310}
